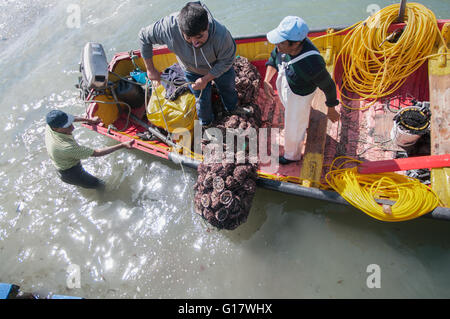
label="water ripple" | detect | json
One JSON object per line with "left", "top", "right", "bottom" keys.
{"left": 1, "top": 0, "right": 450, "bottom": 300}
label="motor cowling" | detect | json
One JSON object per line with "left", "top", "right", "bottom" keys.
{"left": 80, "top": 42, "right": 109, "bottom": 91}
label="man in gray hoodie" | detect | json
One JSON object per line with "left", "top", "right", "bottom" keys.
{"left": 139, "top": 1, "right": 238, "bottom": 126}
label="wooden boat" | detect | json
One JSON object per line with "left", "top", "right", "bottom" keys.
{"left": 79, "top": 4, "right": 450, "bottom": 221}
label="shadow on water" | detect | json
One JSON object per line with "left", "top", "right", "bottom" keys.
{"left": 286, "top": 190, "right": 450, "bottom": 282}
{"left": 222, "top": 196, "right": 270, "bottom": 242}
{"left": 62, "top": 147, "right": 450, "bottom": 256}
{"left": 75, "top": 150, "right": 173, "bottom": 203}
{"left": 226, "top": 184, "right": 450, "bottom": 260}
{"left": 71, "top": 150, "right": 450, "bottom": 254}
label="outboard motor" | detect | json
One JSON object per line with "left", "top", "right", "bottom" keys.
{"left": 78, "top": 42, "right": 109, "bottom": 98}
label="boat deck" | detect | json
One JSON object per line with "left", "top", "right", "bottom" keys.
{"left": 250, "top": 60, "right": 430, "bottom": 185}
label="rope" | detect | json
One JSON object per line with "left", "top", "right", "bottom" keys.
{"left": 313, "top": 2, "right": 449, "bottom": 111}
{"left": 256, "top": 172, "right": 329, "bottom": 189}
{"left": 144, "top": 78, "right": 204, "bottom": 159}
{"left": 324, "top": 156, "right": 441, "bottom": 222}
{"left": 101, "top": 71, "right": 202, "bottom": 158}
{"left": 147, "top": 80, "right": 172, "bottom": 136}
{"left": 129, "top": 50, "right": 142, "bottom": 72}
{"left": 146, "top": 79, "right": 207, "bottom": 179}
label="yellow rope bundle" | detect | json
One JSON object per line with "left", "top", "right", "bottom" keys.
{"left": 325, "top": 157, "right": 441, "bottom": 222}
{"left": 323, "top": 2, "right": 448, "bottom": 110}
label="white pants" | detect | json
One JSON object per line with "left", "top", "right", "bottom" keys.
{"left": 276, "top": 71, "right": 315, "bottom": 161}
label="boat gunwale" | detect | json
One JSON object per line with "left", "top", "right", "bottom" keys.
{"left": 109, "top": 19, "right": 449, "bottom": 63}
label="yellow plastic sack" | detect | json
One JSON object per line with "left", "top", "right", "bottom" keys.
{"left": 147, "top": 85, "right": 197, "bottom": 133}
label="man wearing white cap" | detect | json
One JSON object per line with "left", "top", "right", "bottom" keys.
{"left": 264, "top": 16, "right": 340, "bottom": 164}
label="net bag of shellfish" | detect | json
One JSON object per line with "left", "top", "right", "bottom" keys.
{"left": 194, "top": 157, "right": 258, "bottom": 230}
{"left": 193, "top": 56, "right": 263, "bottom": 230}
{"left": 194, "top": 114, "right": 261, "bottom": 230}
{"left": 194, "top": 110, "right": 262, "bottom": 230}
{"left": 211, "top": 56, "right": 262, "bottom": 121}
{"left": 233, "top": 56, "right": 261, "bottom": 105}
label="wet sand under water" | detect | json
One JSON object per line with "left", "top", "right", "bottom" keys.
{"left": 0, "top": 0, "right": 449, "bottom": 299}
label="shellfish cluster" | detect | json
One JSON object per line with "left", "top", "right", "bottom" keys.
{"left": 193, "top": 57, "right": 263, "bottom": 230}
{"left": 194, "top": 159, "right": 258, "bottom": 230}
{"left": 233, "top": 56, "right": 261, "bottom": 105}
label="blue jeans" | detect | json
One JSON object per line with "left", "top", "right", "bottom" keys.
{"left": 59, "top": 162, "right": 105, "bottom": 190}
{"left": 185, "top": 67, "right": 238, "bottom": 125}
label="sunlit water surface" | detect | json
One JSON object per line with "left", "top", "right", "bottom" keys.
{"left": 0, "top": 0, "right": 449, "bottom": 299}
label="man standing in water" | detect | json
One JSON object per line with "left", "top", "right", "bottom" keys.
{"left": 263, "top": 16, "right": 340, "bottom": 165}
{"left": 138, "top": 1, "right": 238, "bottom": 128}
{"left": 44, "top": 110, "right": 134, "bottom": 190}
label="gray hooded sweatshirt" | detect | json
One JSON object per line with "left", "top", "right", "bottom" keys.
{"left": 138, "top": 2, "right": 236, "bottom": 79}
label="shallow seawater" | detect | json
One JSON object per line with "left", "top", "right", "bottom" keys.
{"left": 0, "top": 0, "right": 449, "bottom": 299}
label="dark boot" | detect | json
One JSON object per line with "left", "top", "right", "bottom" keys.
{"left": 279, "top": 156, "right": 297, "bottom": 165}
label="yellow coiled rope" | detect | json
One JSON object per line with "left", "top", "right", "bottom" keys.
{"left": 325, "top": 157, "right": 441, "bottom": 222}
{"left": 314, "top": 2, "right": 449, "bottom": 110}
